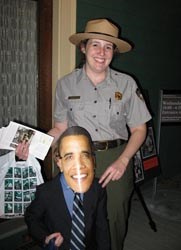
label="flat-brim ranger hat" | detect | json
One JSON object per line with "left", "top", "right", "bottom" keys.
{"left": 69, "top": 18, "right": 132, "bottom": 53}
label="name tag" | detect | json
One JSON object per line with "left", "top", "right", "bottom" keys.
{"left": 68, "top": 96, "right": 80, "bottom": 100}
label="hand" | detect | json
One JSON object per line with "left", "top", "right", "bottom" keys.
{"left": 99, "top": 157, "right": 129, "bottom": 188}
{"left": 15, "top": 140, "right": 29, "bottom": 161}
{"left": 45, "top": 232, "right": 64, "bottom": 247}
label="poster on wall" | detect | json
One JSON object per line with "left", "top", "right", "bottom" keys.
{"left": 133, "top": 89, "right": 160, "bottom": 184}
{"left": 133, "top": 120, "right": 160, "bottom": 184}
{"left": 133, "top": 151, "right": 144, "bottom": 183}
{"left": 160, "top": 89, "right": 181, "bottom": 124}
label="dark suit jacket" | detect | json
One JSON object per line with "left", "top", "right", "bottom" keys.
{"left": 25, "top": 174, "right": 111, "bottom": 250}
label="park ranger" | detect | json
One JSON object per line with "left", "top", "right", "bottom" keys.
{"left": 50, "top": 18, "right": 151, "bottom": 250}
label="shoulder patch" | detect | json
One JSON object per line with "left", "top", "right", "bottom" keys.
{"left": 136, "top": 88, "right": 144, "bottom": 101}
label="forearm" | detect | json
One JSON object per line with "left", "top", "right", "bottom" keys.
{"left": 99, "top": 124, "right": 147, "bottom": 187}
{"left": 119, "top": 123, "right": 147, "bottom": 164}
{"left": 48, "top": 127, "right": 62, "bottom": 145}
{"left": 24, "top": 188, "right": 51, "bottom": 245}
{"left": 25, "top": 210, "right": 48, "bottom": 245}
{"left": 48, "top": 121, "right": 68, "bottom": 146}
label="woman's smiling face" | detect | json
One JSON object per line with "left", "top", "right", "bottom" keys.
{"left": 57, "top": 135, "right": 95, "bottom": 193}
{"left": 82, "top": 38, "right": 114, "bottom": 74}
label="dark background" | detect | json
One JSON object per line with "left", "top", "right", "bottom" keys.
{"left": 76, "top": 0, "right": 181, "bottom": 178}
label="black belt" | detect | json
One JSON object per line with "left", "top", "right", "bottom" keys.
{"left": 93, "top": 139, "right": 126, "bottom": 151}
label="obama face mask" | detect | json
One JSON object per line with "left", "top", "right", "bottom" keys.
{"left": 56, "top": 127, "right": 95, "bottom": 193}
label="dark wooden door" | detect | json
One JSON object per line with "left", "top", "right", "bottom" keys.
{"left": 38, "top": 0, "right": 53, "bottom": 180}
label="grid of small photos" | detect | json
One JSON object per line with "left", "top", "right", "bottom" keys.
{"left": 4, "top": 163, "right": 37, "bottom": 218}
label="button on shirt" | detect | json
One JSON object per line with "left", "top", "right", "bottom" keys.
{"left": 54, "top": 67, "right": 151, "bottom": 141}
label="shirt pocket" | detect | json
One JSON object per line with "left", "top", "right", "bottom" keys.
{"left": 67, "top": 99, "right": 84, "bottom": 121}
{"left": 109, "top": 101, "right": 125, "bottom": 128}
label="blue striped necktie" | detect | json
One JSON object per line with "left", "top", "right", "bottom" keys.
{"left": 70, "top": 192, "right": 85, "bottom": 250}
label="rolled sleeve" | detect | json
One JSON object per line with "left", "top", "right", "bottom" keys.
{"left": 54, "top": 79, "right": 68, "bottom": 123}
{"left": 126, "top": 80, "right": 152, "bottom": 128}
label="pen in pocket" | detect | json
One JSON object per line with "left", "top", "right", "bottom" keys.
{"left": 109, "top": 98, "right": 112, "bottom": 109}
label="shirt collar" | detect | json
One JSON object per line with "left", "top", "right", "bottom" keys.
{"left": 76, "top": 66, "right": 87, "bottom": 83}
{"left": 60, "top": 173, "right": 84, "bottom": 199}
{"left": 76, "top": 65, "right": 113, "bottom": 87}
{"left": 60, "top": 173, "right": 71, "bottom": 190}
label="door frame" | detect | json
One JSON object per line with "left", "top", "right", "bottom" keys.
{"left": 38, "top": 0, "right": 76, "bottom": 179}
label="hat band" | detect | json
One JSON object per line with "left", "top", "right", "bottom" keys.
{"left": 87, "top": 31, "right": 117, "bottom": 38}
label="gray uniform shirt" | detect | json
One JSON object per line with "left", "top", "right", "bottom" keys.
{"left": 54, "top": 67, "right": 151, "bottom": 141}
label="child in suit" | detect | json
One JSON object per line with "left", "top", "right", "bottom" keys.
{"left": 24, "top": 126, "right": 111, "bottom": 250}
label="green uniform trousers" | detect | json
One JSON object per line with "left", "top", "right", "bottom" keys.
{"left": 95, "top": 144, "right": 134, "bottom": 250}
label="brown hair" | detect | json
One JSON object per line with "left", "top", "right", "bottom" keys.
{"left": 54, "top": 126, "right": 95, "bottom": 161}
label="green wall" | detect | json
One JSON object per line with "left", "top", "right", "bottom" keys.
{"left": 76, "top": 0, "right": 181, "bottom": 177}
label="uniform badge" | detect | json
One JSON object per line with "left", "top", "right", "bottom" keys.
{"left": 115, "top": 91, "right": 122, "bottom": 100}
{"left": 136, "top": 88, "right": 144, "bottom": 101}
{"left": 68, "top": 96, "right": 80, "bottom": 100}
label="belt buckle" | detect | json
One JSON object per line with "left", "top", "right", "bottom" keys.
{"left": 97, "top": 141, "right": 109, "bottom": 151}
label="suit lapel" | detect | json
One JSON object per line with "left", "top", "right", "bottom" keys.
{"left": 51, "top": 174, "right": 72, "bottom": 226}
{"left": 83, "top": 180, "right": 97, "bottom": 230}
